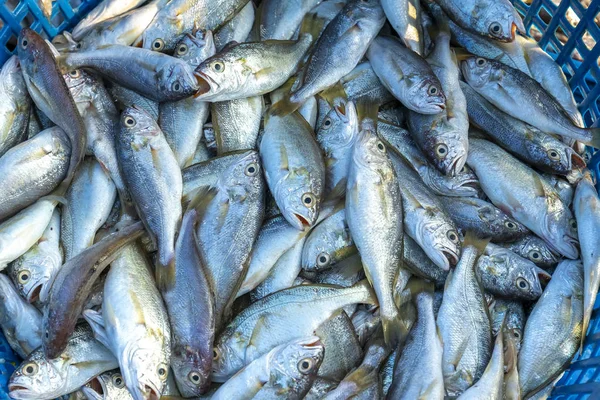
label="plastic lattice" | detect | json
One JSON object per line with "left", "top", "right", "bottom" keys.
{"left": 0, "top": 0, "right": 100, "bottom": 65}
{"left": 0, "top": 331, "right": 19, "bottom": 400}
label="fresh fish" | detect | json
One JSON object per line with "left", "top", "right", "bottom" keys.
{"left": 541, "top": 173, "right": 574, "bottom": 207}
{"left": 457, "top": 329, "right": 504, "bottom": 399}
{"left": 260, "top": 111, "right": 325, "bottom": 230}
{"left": 467, "top": 138, "right": 579, "bottom": 259}
{"left": 214, "top": 2, "right": 255, "bottom": 51}
{"left": 212, "top": 96, "right": 263, "bottom": 155}
{"left": 367, "top": 36, "right": 445, "bottom": 114}
{"left": 142, "top": 0, "right": 250, "bottom": 52}
{"left": 504, "top": 330, "right": 521, "bottom": 400}
{"left": 0, "top": 56, "right": 31, "bottom": 157}
{"left": 461, "top": 81, "right": 585, "bottom": 175}
{"left": 9, "top": 209, "right": 62, "bottom": 304}
{"left": 351, "top": 307, "right": 380, "bottom": 346}
{"left": 346, "top": 129, "right": 405, "bottom": 347}
{"left": 257, "top": 0, "right": 321, "bottom": 40}
{"left": 61, "top": 158, "right": 116, "bottom": 260}
{"left": 489, "top": 298, "right": 525, "bottom": 351}
{"left": 72, "top": 0, "right": 147, "bottom": 40}
{"left": 273, "top": 0, "right": 386, "bottom": 114}
{"left": 461, "top": 56, "right": 600, "bottom": 145}
{"left": 437, "top": 237, "right": 492, "bottom": 396}
{"left": 212, "top": 337, "right": 324, "bottom": 400}
{"left": 212, "top": 281, "right": 376, "bottom": 381}
{"left": 107, "top": 82, "right": 159, "bottom": 120}
{"left": 26, "top": 107, "right": 42, "bottom": 139}
{"left": 340, "top": 61, "right": 395, "bottom": 106}
{"left": 17, "top": 29, "right": 86, "bottom": 189}
{"left": 313, "top": 253, "right": 365, "bottom": 288}
{"left": 316, "top": 99, "right": 359, "bottom": 197}
{"left": 388, "top": 291, "right": 444, "bottom": 399}
{"left": 194, "top": 35, "right": 312, "bottom": 102}
{"left": 433, "top": 0, "right": 524, "bottom": 42}
{"left": 0, "top": 273, "right": 42, "bottom": 359}
{"left": 0, "top": 198, "right": 59, "bottom": 271}
{"left": 59, "top": 45, "right": 198, "bottom": 102}
{"left": 380, "top": 350, "right": 396, "bottom": 398}
{"left": 117, "top": 106, "right": 182, "bottom": 275}
{"left": 442, "top": 196, "right": 529, "bottom": 242}
{"left": 160, "top": 30, "right": 216, "bottom": 168}
{"left": 407, "top": 28, "right": 469, "bottom": 176}
{"left": 298, "top": 0, "right": 347, "bottom": 45}
{"left": 83, "top": 243, "right": 171, "bottom": 400}
{"left": 42, "top": 221, "right": 145, "bottom": 358}
{"left": 81, "top": 370, "right": 133, "bottom": 400}
{"left": 195, "top": 150, "right": 265, "bottom": 328}
{"left": 518, "top": 259, "right": 583, "bottom": 398}
{"left": 574, "top": 171, "right": 600, "bottom": 347}
{"left": 8, "top": 325, "right": 118, "bottom": 400}
{"left": 304, "top": 378, "right": 338, "bottom": 400}
{"left": 381, "top": 0, "right": 423, "bottom": 54}
{"left": 162, "top": 209, "right": 215, "bottom": 396}
{"left": 501, "top": 235, "right": 559, "bottom": 269}
{"left": 401, "top": 236, "right": 448, "bottom": 288}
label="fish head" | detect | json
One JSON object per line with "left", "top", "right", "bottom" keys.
{"left": 218, "top": 150, "right": 265, "bottom": 203}
{"left": 267, "top": 336, "right": 324, "bottom": 392}
{"left": 461, "top": 57, "right": 495, "bottom": 90}
{"left": 277, "top": 168, "right": 322, "bottom": 230}
{"left": 142, "top": 18, "right": 180, "bottom": 53}
{"left": 8, "top": 351, "right": 66, "bottom": 399}
{"left": 543, "top": 199, "right": 579, "bottom": 259}
{"left": 478, "top": 3, "right": 525, "bottom": 42}
{"left": 157, "top": 62, "right": 199, "bottom": 100}
{"left": 174, "top": 29, "right": 216, "bottom": 67}
{"left": 9, "top": 252, "right": 59, "bottom": 303}
{"left": 82, "top": 370, "right": 129, "bottom": 400}
{"left": 352, "top": 0, "right": 387, "bottom": 27}
{"left": 528, "top": 135, "right": 586, "bottom": 174}
{"left": 0, "top": 56, "right": 27, "bottom": 97}
{"left": 422, "top": 127, "right": 468, "bottom": 176}
{"left": 194, "top": 52, "right": 248, "bottom": 101}
{"left": 170, "top": 344, "right": 212, "bottom": 397}
{"left": 514, "top": 236, "right": 560, "bottom": 267}
{"left": 62, "top": 68, "right": 97, "bottom": 104}
{"left": 406, "top": 77, "right": 446, "bottom": 114}
{"left": 316, "top": 99, "right": 359, "bottom": 154}
{"left": 16, "top": 29, "right": 54, "bottom": 76}
{"left": 423, "top": 164, "right": 480, "bottom": 196}
{"left": 211, "top": 339, "right": 245, "bottom": 383}
{"left": 120, "top": 106, "right": 162, "bottom": 146}
{"left": 122, "top": 344, "right": 169, "bottom": 400}
{"left": 478, "top": 204, "right": 529, "bottom": 240}
{"left": 421, "top": 219, "right": 461, "bottom": 271}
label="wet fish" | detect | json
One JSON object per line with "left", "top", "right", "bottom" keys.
{"left": 107, "top": 82, "right": 159, "bottom": 120}
{"left": 313, "top": 253, "right": 365, "bottom": 288}
{"left": 541, "top": 173, "right": 574, "bottom": 208}
{"left": 340, "top": 62, "right": 395, "bottom": 106}
{"left": 457, "top": 329, "right": 504, "bottom": 399}
{"left": 214, "top": 2, "right": 255, "bottom": 51}
{"left": 257, "top": 0, "right": 321, "bottom": 40}
{"left": 72, "top": 0, "right": 147, "bottom": 40}
{"left": 381, "top": 0, "right": 423, "bottom": 54}
{"left": 504, "top": 330, "right": 521, "bottom": 400}
{"left": 351, "top": 307, "right": 380, "bottom": 347}
{"left": 0, "top": 56, "right": 31, "bottom": 158}
{"left": 501, "top": 235, "right": 559, "bottom": 269}
{"left": 518, "top": 259, "right": 583, "bottom": 398}
{"left": 212, "top": 96, "right": 263, "bottom": 155}
{"left": 489, "top": 298, "right": 525, "bottom": 351}
{"left": 82, "top": 370, "right": 133, "bottom": 400}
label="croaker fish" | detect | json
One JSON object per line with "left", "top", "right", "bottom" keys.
{"left": 0, "top": 56, "right": 31, "bottom": 158}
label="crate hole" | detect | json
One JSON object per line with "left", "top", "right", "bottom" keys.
{"left": 529, "top": 24, "right": 543, "bottom": 42}
{"left": 583, "top": 30, "right": 597, "bottom": 51}
{"left": 538, "top": 5, "right": 553, "bottom": 25}
{"left": 579, "top": 367, "right": 596, "bottom": 384}
{"left": 546, "top": 40, "right": 560, "bottom": 55}
{"left": 4, "top": 34, "right": 17, "bottom": 52}
{"left": 572, "top": 47, "right": 583, "bottom": 62}
{"left": 566, "top": 6, "right": 580, "bottom": 27}
{"left": 69, "top": 0, "right": 83, "bottom": 8}
{"left": 51, "top": 9, "right": 65, "bottom": 27}
{"left": 4, "top": 0, "right": 20, "bottom": 13}
{"left": 0, "top": 19, "right": 4, "bottom": 30}
{"left": 555, "top": 24, "right": 569, "bottom": 46}
{"left": 20, "top": 11, "right": 35, "bottom": 29}
{"left": 573, "top": 86, "right": 585, "bottom": 103}
{"left": 566, "top": 369, "right": 581, "bottom": 385}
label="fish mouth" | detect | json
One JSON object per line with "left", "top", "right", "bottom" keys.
{"left": 447, "top": 155, "right": 467, "bottom": 177}
{"left": 460, "top": 179, "right": 480, "bottom": 191}
{"left": 535, "top": 266, "right": 552, "bottom": 284}
{"left": 81, "top": 377, "right": 104, "bottom": 400}
{"left": 442, "top": 249, "right": 459, "bottom": 268}
{"left": 290, "top": 213, "right": 312, "bottom": 230}
{"left": 569, "top": 150, "right": 586, "bottom": 170}
{"left": 193, "top": 71, "right": 213, "bottom": 97}
{"left": 559, "top": 236, "right": 580, "bottom": 259}
{"left": 145, "top": 385, "right": 160, "bottom": 400}
{"left": 26, "top": 283, "right": 43, "bottom": 303}
{"left": 8, "top": 384, "right": 33, "bottom": 399}
{"left": 298, "top": 336, "right": 323, "bottom": 348}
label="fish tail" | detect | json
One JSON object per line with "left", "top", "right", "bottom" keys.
{"left": 581, "top": 289, "right": 597, "bottom": 352}
{"left": 355, "top": 99, "right": 379, "bottom": 129}
{"left": 404, "top": 278, "right": 435, "bottom": 298}
{"left": 300, "top": 11, "right": 327, "bottom": 43}
{"left": 319, "top": 82, "right": 348, "bottom": 106}
{"left": 351, "top": 279, "right": 378, "bottom": 306}
{"left": 155, "top": 256, "right": 176, "bottom": 292}
{"left": 462, "top": 231, "right": 490, "bottom": 254}
{"left": 270, "top": 95, "right": 302, "bottom": 117}
{"left": 381, "top": 312, "right": 409, "bottom": 349}
{"left": 584, "top": 127, "right": 600, "bottom": 149}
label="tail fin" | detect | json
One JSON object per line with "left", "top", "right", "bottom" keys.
{"left": 381, "top": 312, "right": 409, "bottom": 349}
{"left": 300, "top": 9, "right": 327, "bottom": 44}
{"left": 463, "top": 231, "right": 490, "bottom": 255}
{"left": 319, "top": 82, "right": 348, "bottom": 106}
{"left": 351, "top": 279, "right": 378, "bottom": 306}
{"left": 269, "top": 95, "right": 302, "bottom": 117}
{"left": 355, "top": 100, "right": 379, "bottom": 130}
{"left": 584, "top": 127, "right": 600, "bottom": 150}
{"left": 155, "top": 256, "right": 176, "bottom": 292}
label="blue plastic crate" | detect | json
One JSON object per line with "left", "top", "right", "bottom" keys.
{"left": 0, "top": 330, "right": 19, "bottom": 400}
{"left": 0, "top": 0, "right": 100, "bottom": 65}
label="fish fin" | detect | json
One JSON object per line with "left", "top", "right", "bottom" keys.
{"left": 382, "top": 313, "right": 409, "bottom": 348}
{"left": 82, "top": 309, "right": 111, "bottom": 349}
{"left": 319, "top": 82, "right": 348, "bottom": 106}
{"left": 352, "top": 279, "right": 378, "bottom": 306}
{"left": 355, "top": 100, "right": 379, "bottom": 128}
{"left": 269, "top": 96, "right": 302, "bottom": 117}
{"left": 325, "top": 178, "right": 347, "bottom": 201}
{"left": 532, "top": 173, "right": 548, "bottom": 199}
{"left": 418, "top": 380, "right": 442, "bottom": 400}
{"left": 279, "top": 143, "right": 289, "bottom": 171}
{"left": 246, "top": 314, "right": 270, "bottom": 362}
{"left": 155, "top": 257, "right": 176, "bottom": 292}
{"left": 462, "top": 231, "right": 490, "bottom": 255}
{"left": 300, "top": 9, "right": 327, "bottom": 42}
{"left": 184, "top": 186, "right": 218, "bottom": 215}
{"left": 404, "top": 278, "right": 435, "bottom": 298}
{"left": 583, "top": 127, "right": 600, "bottom": 149}
{"left": 39, "top": 194, "right": 67, "bottom": 206}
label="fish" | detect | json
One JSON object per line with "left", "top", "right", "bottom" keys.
{"left": 339, "top": 61, "right": 395, "bottom": 106}
{"left": 313, "top": 253, "right": 365, "bottom": 288}
{"left": 17, "top": 29, "right": 86, "bottom": 189}
{"left": 194, "top": 34, "right": 312, "bottom": 102}
{"left": 442, "top": 196, "right": 529, "bottom": 242}
{"left": 467, "top": 138, "right": 579, "bottom": 259}
{"left": 518, "top": 259, "right": 583, "bottom": 398}
{"left": 0, "top": 273, "right": 43, "bottom": 359}
{"left": 381, "top": 0, "right": 423, "bottom": 54}
{"left": 257, "top": 0, "right": 321, "bottom": 41}
{"left": 379, "top": 120, "right": 480, "bottom": 197}
{"left": 272, "top": 0, "right": 386, "bottom": 114}
{"left": 260, "top": 111, "right": 325, "bottom": 230}
{"left": 367, "top": 36, "right": 446, "bottom": 114}
{"left": 9, "top": 209, "right": 62, "bottom": 304}
{"left": 461, "top": 56, "right": 600, "bottom": 146}
{"left": 42, "top": 221, "right": 144, "bottom": 358}
{"left": 541, "top": 173, "right": 574, "bottom": 207}
{"left": 304, "top": 378, "right": 338, "bottom": 400}
{"left": 461, "top": 81, "right": 585, "bottom": 175}
{"left": 83, "top": 243, "right": 171, "bottom": 400}
{"left": 574, "top": 171, "right": 600, "bottom": 349}
{"left": 437, "top": 235, "right": 492, "bottom": 396}
{"left": 298, "top": 0, "right": 347, "bottom": 45}
{"left": 211, "top": 337, "right": 324, "bottom": 400}
{"left": 212, "top": 96, "right": 264, "bottom": 155}
{"left": 37, "top": 0, "right": 54, "bottom": 19}
{"left": 107, "top": 82, "right": 159, "bottom": 120}
{"left": 61, "top": 158, "right": 117, "bottom": 260}
{"left": 214, "top": 2, "right": 255, "bottom": 51}
{"left": 0, "top": 56, "right": 31, "bottom": 158}
{"left": 8, "top": 325, "right": 118, "bottom": 400}
{"left": 380, "top": 350, "right": 396, "bottom": 398}
{"left": 212, "top": 281, "right": 376, "bottom": 381}
{"left": 489, "top": 298, "right": 525, "bottom": 351}
{"left": 504, "top": 329, "right": 521, "bottom": 400}
{"left": 346, "top": 129, "right": 405, "bottom": 347}
{"left": 194, "top": 150, "right": 265, "bottom": 328}
{"left": 141, "top": 0, "right": 250, "bottom": 53}
{"left": 72, "top": 0, "right": 147, "bottom": 40}
{"left": 406, "top": 27, "right": 469, "bottom": 176}
{"left": 117, "top": 106, "right": 182, "bottom": 279}
{"left": 160, "top": 30, "right": 216, "bottom": 168}
{"left": 58, "top": 45, "right": 199, "bottom": 102}
{"left": 302, "top": 206, "right": 356, "bottom": 273}
{"left": 351, "top": 307, "right": 381, "bottom": 347}
{"left": 433, "top": 0, "right": 524, "bottom": 42}
{"left": 81, "top": 370, "right": 133, "bottom": 400}
{"left": 401, "top": 236, "right": 448, "bottom": 288}
{"left": 457, "top": 329, "right": 504, "bottom": 399}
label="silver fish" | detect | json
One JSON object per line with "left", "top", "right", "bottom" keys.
{"left": 381, "top": 0, "right": 423, "bottom": 54}
{"left": 340, "top": 61, "right": 395, "bottom": 106}
{"left": 0, "top": 56, "right": 30, "bottom": 157}
{"left": 82, "top": 370, "right": 133, "bottom": 400}
{"left": 214, "top": 2, "right": 255, "bottom": 51}
{"left": 350, "top": 306, "right": 380, "bottom": 347}
{"left": 501, "top": 235, "right": 560, "bottom": 269}
{"left": 313, "top": 253, "right": 365, "bottom": 288}
{"left": 107, "top": 82, "right": 159, "bottom": 121}
{"left": 257, "top": 0, "right": 321, "bottom": 40}
{"left": 72, "top": 0, "right": 147, "bottom": 40}
{"left": 457, "top": 329, "right": 504, "bottom": 399}
{"left": 212, "top": 96, "right": 264, "bottom": 155}
{"left": 489, "top": 298, "right": 525, "bottom": 351}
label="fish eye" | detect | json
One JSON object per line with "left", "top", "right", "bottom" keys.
{"left": 123, "top": 115, "right": 136, "bottom": 128}
{"left": 317, "top": 252, "right": 331, "bottom": 268}
{"left": 111, "top": 374, "right": 125, "bottom": 388}
{"left": 476, "top": 58, "right": 487, "bottom": 67}
{"left": 172, "top": 81, "right": 183, "bottom": 92}
{"left": 489, "top": 22, "right": 503, "bottom": 35}
{"left": 213, "top": 348, "right": 220, "bottom": 360}
{"left": 22, "top": 362, "right": 38, "bottom": 376}
{"left": 152, "top": 39, "right": 165, "bottom": 51}
{"left": 504, "top": 221, "right": 517, "bottom": 230}
{"left": 570, "top": 219, "right": 577, "bottom": 230}
{"left": 177, "top": 44, "right": 188, "bottom": 56}
{"left": 516, "top": 277, "right": 530, "bottom": 291}
{"left": 211, "top": 61, "right": 225, "bottom": 73}
{"left": 157, "top": 364, "right": 168, "bottom": 380}
{"left": 376, "top": 141, "right": 386, "bottom": 153}
{"left": 547, "top": 149, "right": 561, "bottom": 161}
{"left": 323, "top": 118, "right": 332, "bottom": 128}
{"left": 513, "top": 329, "right": 522, "bottom": 340}
{"left": 298, "top": 358, "right": 314, "bottom": 374}
{"left": 428, "top": 85, "right": 439, "bottom": 95}
{"left": 18, "top": 270, "right": 30, "bottom": 284}
{"left": 447, "top": 230, "right": 459, "bottom": 243}
{"left": 528, "top": 250, "right": 541, "bottom": 261}
{"left": 245, "top": 162, "right": 258, "bottom": 177}
{"left": 76, "top": 43, "right": 82, "bottom": 49}
{"left": 21, "top": 38, "right": 28, "bottom": 48}
{"left": 302, "top": 193, "right": 316, "bottom": 207}
{"left": 460, "top": 166, "right": 467, "bottom": 173}
{"left": 188, "top": 371, "right": 202, "bottom": 384}
{"left": 69, "top": 70, "right": 80, "bottom": 78}
{"left": 435, "top": 143, "right": 448, "bottom": 158}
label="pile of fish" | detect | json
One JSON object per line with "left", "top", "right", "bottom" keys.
{"left": 1, "top": 0, "right": 599, "bottom": 399}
